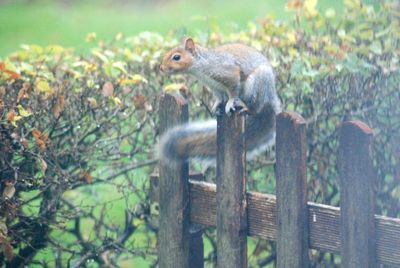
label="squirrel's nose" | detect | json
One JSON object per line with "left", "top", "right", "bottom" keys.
{"left": 159, "top": 64, "right": 164, "bottom": 72}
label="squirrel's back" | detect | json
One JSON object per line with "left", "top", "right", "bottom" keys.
{"left": 158, "top": 38, "right": 281, "bottom": 163}
{"left": 213, "top": 44, "right": 271, "bottom": 75}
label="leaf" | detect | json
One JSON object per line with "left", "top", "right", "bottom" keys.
{"left": 3, "top": 241, "right": 13, "bottom": 261}
{"left": 325, "top": 8, "right": 336, "bottom": 18}
{"left": 286, "top": 31, "right": 297, "bottom": 45}
{"left": 163, "top": 83, "right": 188, "bottom": 94}
{"left": 36, "top": 79, "right": 54, "bottom": 94}
{"left": 92, "top": 49, "right": 109, "bottom": 63}
{"left": 0, "top": 229, "right": 13, "bottom": 261}
{"left": 112, "top": 61, "right": 128, "bottom": 74}
{"left": 303, "top": 0, "right": 318, "bottom": 17}
{"left": 52, "top": 95, "right": 65, "bottom": 117}
{"left": 2, "top": 182, "right": 15, "bottom": 199}
{"left": 86, "top": 32, "right": 97, "bottom": 42}
{"left": 111, "top": 96, "right": 123, "bottom": 107}
{"left": 0, "top": 86, "right": 5, "bottom": 98}
{"left": 370, "top": 40, "right": 382, "bottom": 55}
{"left": 17, "top": 82, "right": 31, "bottom": 103}
{"left": 39, "top": 158, "right": 47, "bottom": 174}
{"left": 6, "top": 110, "right": 22, "bottom": 127}
{"left": 80, "top": 171, "right": 93, "bottom": 184}
{"left": 287, "top": 0, "right": 302, "bottom": 10}
{"left": 32, "top": 128, "right": 47, "bottom": 152}
{"left": 87, "top": 97, "right": 98, "bottom": 108}
{"left": 102, "top": 82, "right": 114, "bottom": 97}
{"left": 0, "top": 221, "right": 7, "bottom": 236}
{"left": 133, "top": 218, "right": 144, "bottom": 226}
{"left": 17, "top": 105, "right": 32, "bottom": 117}
{"left": 133, "top": 93, "right": 146, "bottom": 109}
{"left": 120, "top": 74, "right": 148, "bottom": 85}
{"left": 0, "top": 61, "right": 20, "bottom": 81}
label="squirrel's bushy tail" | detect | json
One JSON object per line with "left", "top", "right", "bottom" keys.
{"left": 158, "top": 103, "right": 279, "bottom": 163}
{"left": 158, "top": 120, "right": 217, "bottom": 162}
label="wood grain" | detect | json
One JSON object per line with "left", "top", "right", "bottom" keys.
{"left": 158, "top": 93, "right": 190, "bottom": 268}
{"left": 338, "top": 121, "right": 376, "bottom": 267}
{"left": 276, "top": 112, "right": 309, "bottom": 268}
{"left": 151, "top": 179, "right": 400, "bottom": 266}
{"left": 216, "top": 112, "right": 247, "bottom": 268}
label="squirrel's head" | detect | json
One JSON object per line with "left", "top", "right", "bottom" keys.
{"left": 160, "top": 37, "right": 196, "bottom": 74}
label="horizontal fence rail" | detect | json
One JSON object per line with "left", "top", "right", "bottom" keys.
{"left": 150, "top": 177, "right": 400, "bottom": 267}
{"left": 155, "top": 93, "right": 400, "bottom": 267}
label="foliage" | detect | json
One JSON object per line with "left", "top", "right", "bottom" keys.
{"left": 0, "top": 0, "right": 398, "bottom": 267}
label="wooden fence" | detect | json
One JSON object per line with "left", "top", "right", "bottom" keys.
{"left": 151, "top": 93, "right": 400, "bottom": 268}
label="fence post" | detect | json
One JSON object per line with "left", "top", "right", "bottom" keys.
{"left": 189, "top": 173, "right": 204, "bottom": 268}
{"left": 158, "top": 93, "right": 190, "bottom": 268}
{"left": 276, "top": 112, "right": 309, "bottom": 268}
{"left": 338, "top": 121, "right": 376, "bottom": 267}
{"left": 216, "top": 112, "right": 247, "bottom": 268}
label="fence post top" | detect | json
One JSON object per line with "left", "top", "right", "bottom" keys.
{"left": 341, "top": 120, "right": 373, "bottom": 136}
{"left": 160, "top": 92, "right": 188, "bottom": 106}
{"left": 277, "top": 111, "right": 306, "bottom": 125}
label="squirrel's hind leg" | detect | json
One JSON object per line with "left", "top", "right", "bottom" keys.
{"left": 243, "top": 65, "right": 280, "bottom": 114}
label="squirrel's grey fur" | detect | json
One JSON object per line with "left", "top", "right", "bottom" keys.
{"left": 158, "top": 41, "right": 282, "bottom": 162}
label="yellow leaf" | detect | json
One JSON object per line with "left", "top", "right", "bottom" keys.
{"left": 86, "top": 32, "right": 97, "bottom": 42}
{"left": 112, "top": 61, "right": 127, "bottom": 74}
{"left": 286, "top": 31, "right": 297, "bottom": 45}
{"left": 111, "top": 96, "right": 123, "bottom": 107}
{"left": 120, "top": 74, "right": 148, "bottom": 85}
{"left": 163, "top": 83, "right": 187, "bottom": 93}
{"left": 304, "top": 0, "right": 318, "bottom": 17}
{"left": 133, "top": 218, "right": 144, "bottom": 226}
{"left": 17, "top": 105, "right": 32, "bottom": 117}
{"left": 45, "top": 45, "right": 65, "bottom": 53}
{"left": 325, "top": 8, "right": 336, "bottom": 18}
{"left": 92, "top": 49, "right": 109, "bottom": 63}
{"left": 36, "top": 79, "right": 54, "bottom": 94}
{"left": 87, "top": 97, "right": 98, "bottom": 108}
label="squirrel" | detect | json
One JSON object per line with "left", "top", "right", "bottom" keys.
{"left": 158, "top": 37, "right": 281, "bottom": 162}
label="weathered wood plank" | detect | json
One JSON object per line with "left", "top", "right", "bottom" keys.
{"left": 216, "top": 112, "right": 247, "bottom": 268}
{"left": 338, "top": 121, "right": 376, "bottom": 267}
{"left": 152, "top": 179, "right": 400, "bottom": 266}
{"left": 196, "top": 182, "right": 400, "bottom": 266}
{"left": 189, "top": 174, "right": 205, "bottom": 268}
{"left": 158, "top": 93, "right": 190, "bottom": 268}
{"left": 276, "top": 112, "right": 309, "bottom": 268}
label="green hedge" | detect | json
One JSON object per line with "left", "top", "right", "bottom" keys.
{"left": 0, "top": 0, "right": 399, "bottom": 266}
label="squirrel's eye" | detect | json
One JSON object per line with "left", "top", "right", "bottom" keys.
{"left": 172, "top": 54, "right": 181, "bottom": 61}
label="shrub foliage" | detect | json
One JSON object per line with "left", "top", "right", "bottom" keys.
{"left": 0, "top": 0, "right": 399, "bottom": 266}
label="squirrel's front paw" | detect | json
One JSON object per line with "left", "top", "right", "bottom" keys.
{"left": 225, "top": 98, "right": 249, "bottom": 115}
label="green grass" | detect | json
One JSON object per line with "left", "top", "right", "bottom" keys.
{"left": 0, "top": 0, "right": 342, "bottom": 57}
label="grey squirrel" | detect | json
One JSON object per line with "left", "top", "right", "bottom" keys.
{"left": 158, "top": 37, "right": 281, "bottom": 162}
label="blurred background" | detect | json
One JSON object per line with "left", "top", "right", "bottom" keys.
{"left": 0, "top": 0, "right": 343, "bottom": 56}
{"left": 0, "top": 0, "right": 398, "bottom": 267}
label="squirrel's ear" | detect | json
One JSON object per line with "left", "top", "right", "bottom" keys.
{"left": 183, "top": 37, "right": 196, "bottom": 55}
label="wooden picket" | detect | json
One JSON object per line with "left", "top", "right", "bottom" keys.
{"left": 154, "top": 92, "right": 400, "bottom": 267}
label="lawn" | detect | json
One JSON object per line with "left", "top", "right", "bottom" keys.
{"left": 0, "top": 0, "right": 346, "bottom": 266}
{"left": 0, "top": 0, "right": 342, "bottom": 57}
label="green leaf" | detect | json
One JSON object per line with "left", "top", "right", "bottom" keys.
{"left": 17, "top": 105, "right": 32, "bottom": 117}
{"left": 35, "top": 79, "right": 54, "bottom": 93}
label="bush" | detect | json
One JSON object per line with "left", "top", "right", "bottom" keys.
{"left": 0, "top": 0, "right": 399, "bottom": 266}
